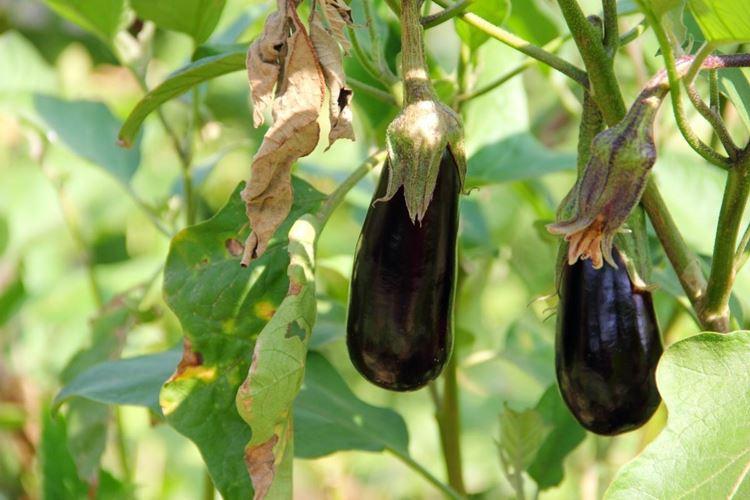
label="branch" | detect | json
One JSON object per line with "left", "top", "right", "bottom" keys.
{"left": 427, "top": 0, "right": 589, "bottom": 86}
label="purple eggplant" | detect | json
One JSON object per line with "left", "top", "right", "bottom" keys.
{"left": 556, "top": 248, "right": 662, "bottom": 435}
{"left": 346, "top": 150, "right": 459, "bottom": 391}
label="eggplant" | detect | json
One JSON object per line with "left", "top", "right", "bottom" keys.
{"left": 346, "top": 150, "right": 460, "bottom": 391}
{"left": 556, "top": 248, "right": 662, "bottom": 435}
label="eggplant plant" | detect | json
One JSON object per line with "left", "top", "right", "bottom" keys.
{"left": 5, "top": 0, "right": 750, "bottom": 499}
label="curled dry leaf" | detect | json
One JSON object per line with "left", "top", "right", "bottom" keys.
{"left": 310, "top": 19, "right": 355, "bottom": 148}
{"left": 321, "top": 0, "right": 353, "bottom": 53}
{"left": 247, "top": 2, "right": 289, "bottom": 128}
{"left": 241, "top": 6, "right": 325, "bottom": 265}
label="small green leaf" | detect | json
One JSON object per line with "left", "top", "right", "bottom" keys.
{"left": 504, "top": 0, "right": 559, "bottom": 45}
{"left": 0, "top": 266, "right": 25, "bottom": 328}
{"left": 55, "top": 348, "right": 182, "bottom": 415}
{"left": 527, "top": 386, "right": 586, "bottom": 490}
{"left": 159, "top": 180, "right": 324, "bottom": 500}
{"left": 118, "top": 47, "right": 246, "bottom": 147}
{"left": 720, "top": 68, "right": 750, "bottom": 131}
{"left": 499, "top": 404, "right": 550, "bottom": 472}
{"left": 465, "top": 133, "right": 576, "bottom": 188}
{"left": 58, "top": 305, "right": 134, "bottom": 482}
{"left": 131, "top": 0, "right": 227, "bottom": 44}
{"left": 43, "top": 0, "right": 125, "bottom": 42}
{"left": 606, "top": 331, "right": 750, "bottom": 498}
{"left": 40, "top": 411, "right": 88, "bottom": 500}
{"left": 455, "top": 0, "right": 510, "bottom": 51}
{"left": 294, "top": 352, "right": 410, "bottom": 457}
{"left": 688, "top": 0, "right": 750, "bottom": 43}
{"left": 0, "top": 32, "right": 57, "bottom": 95}
{"left": 34, "top": 95, "right": 142, "bottom": 185}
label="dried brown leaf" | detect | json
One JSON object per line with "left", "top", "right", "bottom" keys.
{"left": 247, "top": 2, "right": 289, "bottom": 128}
{"left": 321, "top": 0, "right": 353, "bottom": 53}
{"left": 310, "top": 19, "right": 355, "bottom": 148}
{"left": 242, "top": 10, "right": 325, "bottom": 265}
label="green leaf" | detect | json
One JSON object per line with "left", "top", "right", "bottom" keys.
{"left": 55, "top": 348, "right": 182, "bottom": 415}
{"left": 527, "top": 386, "right": 586, "bottom": 490}
{"left": 455, "top": 0, "right": 510, "bottom": 51}
{"left": 688, "top": 0, "right": 750, "bottom": 43}
{"left": 642, "top": 0, "right": 684, "bottom": 17}
{"left": 0, "top": 32, "right": 57, "bottom": 95}
{"left": 294, "top": 352, "right": 409, "bottom": 457}
{"left": 159, "top": 180, "right": 324, "bottom": 500}
{"left": 236, "top": 213, "right": 320, "bottom": 498}
{"left": 504, "top": 0, "right": 559, "bottom": 45}
{"left": 131, "top": 0, "right": 227, "bottom": 44}
{"left": 465, "top": 133, "right": 576, "bottom": 188}
{"left": 43, "top": 0, "right": 125, "bottom": 42}
{"left": 605, "top": 331, "right": 750, "bottom": 498}
{"left": 118, "top": 47, "right": 246, "bottom": 147}
{"left": 720, "top": 68, "right": 750, "bottom": 131}
{"left": 34, "top": 95, "right": 142, "bottom": 185}
{"left": 499, "top": 404, "right": 550, "bottom": 472}
{"left": 58, "top": 305, "right": 134, "bottom": 482}
{"left": 0, "top": 266, "right": 24, "bottom": 328}
{"left": 40, "top": 411, "right": 88, "bottom": 500}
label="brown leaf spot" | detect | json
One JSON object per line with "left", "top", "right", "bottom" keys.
{"left": 245, "top": 434, "right": 279, "bottom": 500}
{"left": 168, "top": 339, "right": 203, "bottom": 382}
{"left": 225, "top": 238, "right": 244, "bottom": 257}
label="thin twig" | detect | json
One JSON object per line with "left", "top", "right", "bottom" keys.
{"left": 602, "top": 0, "right": 619, "bottom": 57}
{"left": 349, "top": 78, "right": 399, "bottom": 106}
{"left": 421, "top": 0, "right": 473, "bottom": 28}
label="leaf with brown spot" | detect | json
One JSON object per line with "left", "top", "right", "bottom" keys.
{"left": 241, "top": 7, "right": 325, "bottom": 265}
{"left": 310, "top": 19, "right": 355, "bottom": 148}
{"left": 236, "top": 215, "right": 319, "bottom": 499}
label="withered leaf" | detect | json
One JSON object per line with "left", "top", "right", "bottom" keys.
{"left": 241, "top": 8, "right": 325, "bottom": 265}
{"left": 320, "top": 0, "right": 353, "bottom": 53}
{"left": 310, "top": 19, "right": 355, "bottom": 149}
{"left": 247, "top": 1, "right": 289, "bottom": 128}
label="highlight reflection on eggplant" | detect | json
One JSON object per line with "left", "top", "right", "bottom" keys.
{"left": 346, "top": 150, "right": 459, "bottom": 391}
{"left": 556, "top": 248, "right": 662, "bottom": 435}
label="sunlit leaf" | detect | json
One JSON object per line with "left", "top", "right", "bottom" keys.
{"left": 606, "top": 331, "right": 750, "bottom": 498}
{"left": 130, "top": 0, "right": 227, "bottom": 44}
{"left": 159, "top": 180, "right": 324, "bottom": 499}
{"left": 43, "top": 0, "right": 125, "bottom": 41}
{"left": 35, "top": 95, "right": 142, "bottom": 185}
{"left": 118, "top": 47, "right": 246, "bottom": 147}
{"left": 688, "top": 0, "right": 750, "bottom": 43}
{"left": 455, "top": 0, "right": 510, "bottom": 51}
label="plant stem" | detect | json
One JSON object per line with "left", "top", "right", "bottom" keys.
{"left": 114, "top": 407, "right": 132, "bottom": 482}
{"left": 556, "top": 0, "right": 626, "bottom": 123}
{"left": 458, "top": 36, "right": 570, "bottom": 103}
{"left": 400, "top": 0, "right": 434, "bottom": 102}
{"left": 363, "top": 0, "right": 399, "bottom": 84}
{"left": 641, "top": 181, "right": 707, "bottom": 315}
{"left": 703, "top": 161, "right": 750, "bottom": 331}
{"left": 685, "top": 42, "right": 714, "bottom": 85}
{"left": 315, "top": 150, "right": 386, "bottom": 227}
{"left": 349, "top": 78, "right": 399, "bottom": 106}
{"left": 427, "top": 0, "right": 588, "bottom": 86}
{"left": 602, "top": 0, "right": 619, "bottom": 57}
{"left": 685, "top": 85, "right": 738, "bottom": 156}
{"left": 434, "top": 354, "right": 467, "bottom": 495}
{"left": 643, "top": 9, "right": 731, "bottom": 168}
{"left": 422, "top": 0, "right": 473, "bottom": 28}
{"left": 385, "top": 446, "right": 464, "bottom": 499}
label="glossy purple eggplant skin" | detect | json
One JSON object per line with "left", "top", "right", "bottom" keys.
{"left": 346, "top": 150, "right": 459, "bottom": 391}
{"left": 556, "top": 248, "right": 662, "bottom": 435}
